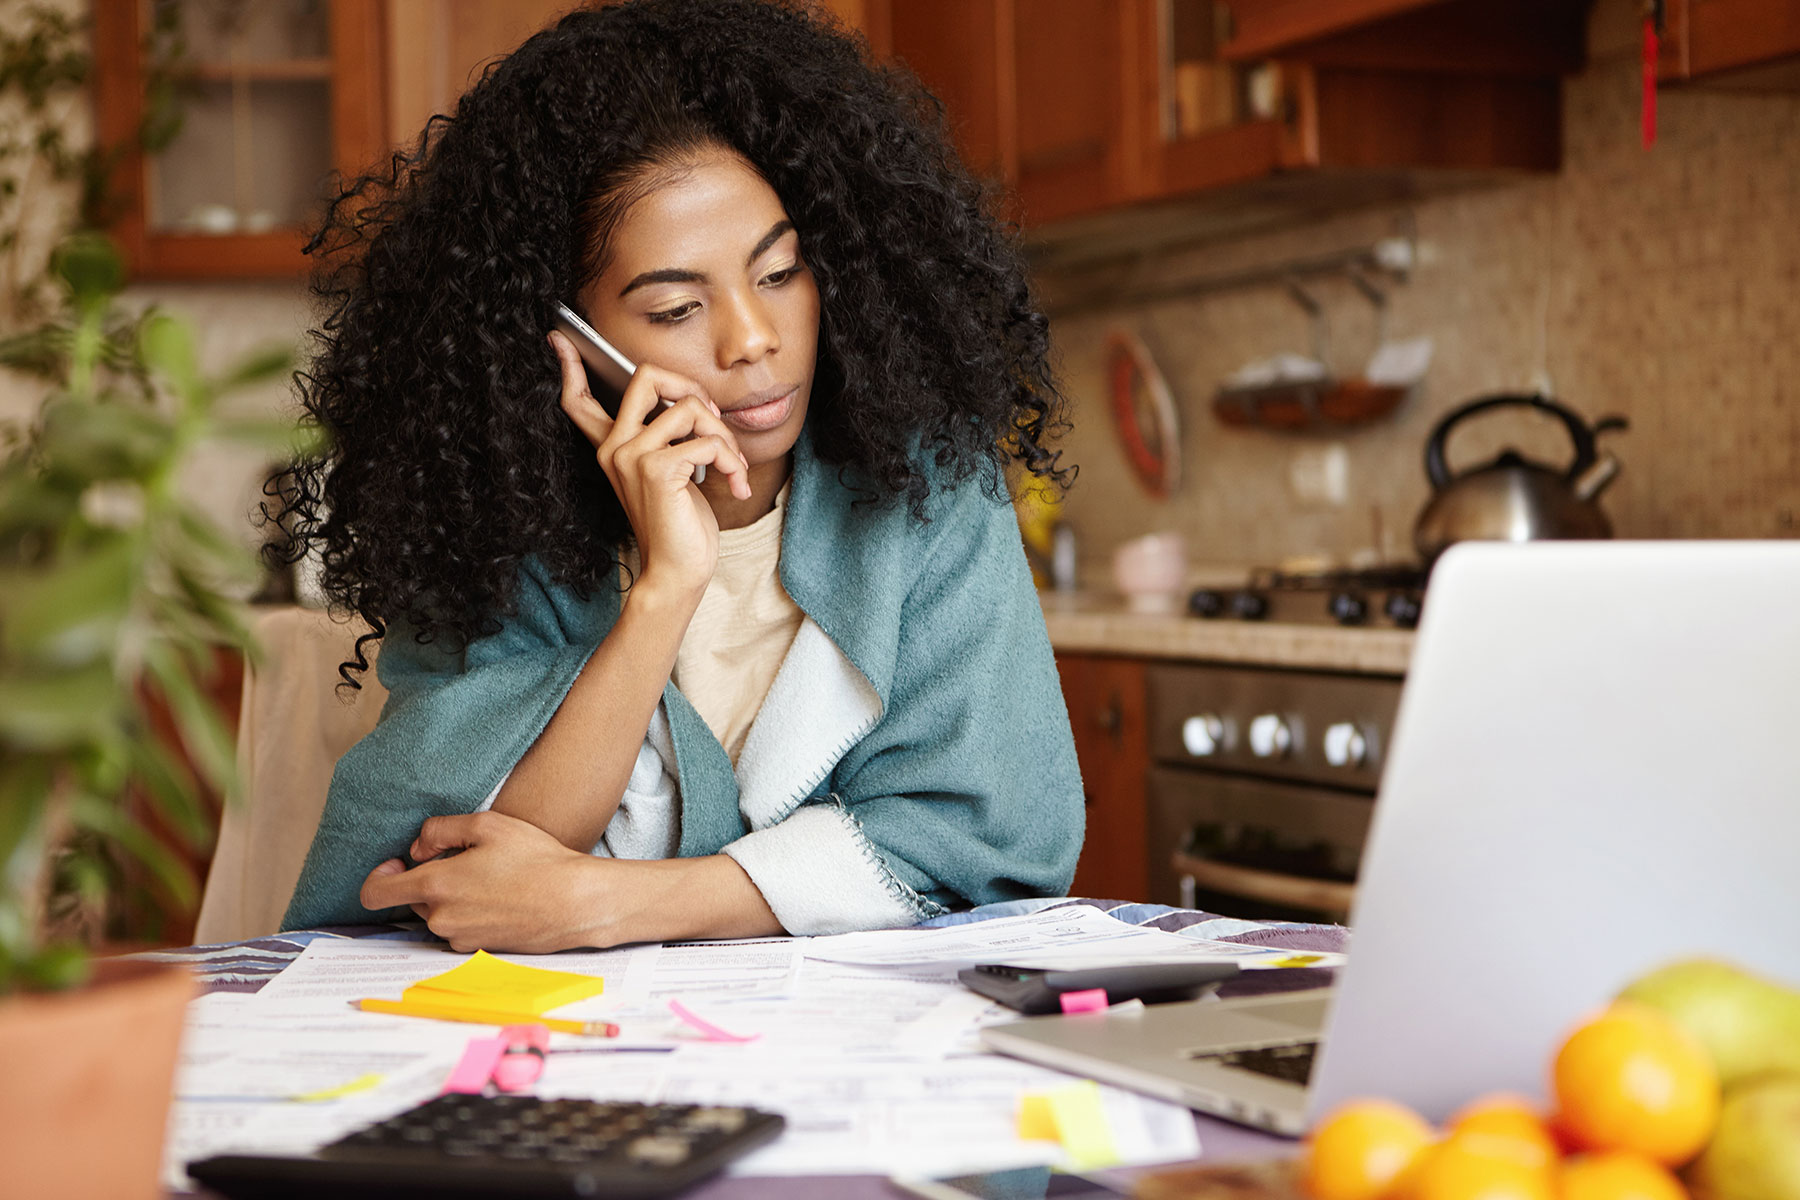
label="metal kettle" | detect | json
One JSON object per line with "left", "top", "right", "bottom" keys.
{"left": 1414, "top": 394, "right": 1627, "bottom": 564}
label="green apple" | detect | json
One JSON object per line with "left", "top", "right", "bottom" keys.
{"left": 1689, "top": 1074, "right": 1800, "bottom": 1200}
{"left": 1621, "top": 960, "right": 1800, "bottom": 1088}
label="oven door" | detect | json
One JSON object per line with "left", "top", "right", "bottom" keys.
{"left": 1147, "top": 766, "right": 1373, "bottom": 923}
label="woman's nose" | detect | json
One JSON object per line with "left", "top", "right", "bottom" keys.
{"left": 715, "top": 290, "right": 779, "bottom": 369}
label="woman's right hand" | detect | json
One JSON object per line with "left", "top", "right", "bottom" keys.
{"left": 549, "top": 331, "right": 752, "bottom": 603}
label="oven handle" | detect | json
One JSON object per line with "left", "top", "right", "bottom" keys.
{"left": 1171, "top": 851, "right": 1358, "bottom": 919}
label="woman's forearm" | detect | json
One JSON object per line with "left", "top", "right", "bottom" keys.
{"left": 491, "top": 582, "right": 698, "bottom": 851}
{"left": 576, "top": 854, "right": 785, "bottom": 945}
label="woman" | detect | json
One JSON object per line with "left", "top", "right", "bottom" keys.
{"left": 278, "top": 0, "right": 1082, "bottom": 950}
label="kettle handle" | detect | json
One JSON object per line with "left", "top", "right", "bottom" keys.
{"left": 1424, "top": 393, "right": 1600, "bottom": 490}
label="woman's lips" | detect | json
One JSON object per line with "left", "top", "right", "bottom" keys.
{"left": 722, "top": 388, "right": 796, "bottom": 433}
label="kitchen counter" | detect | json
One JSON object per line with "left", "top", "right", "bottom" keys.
{"left": 1040, "top": 592, "right": 1415, "bottom": 675}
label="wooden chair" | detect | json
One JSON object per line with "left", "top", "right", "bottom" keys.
{"left": 192, "top": 607, "right": 387, "bottom": 944}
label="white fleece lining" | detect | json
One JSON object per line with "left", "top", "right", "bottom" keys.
{"left": 721, "top": 803, "right": 926, "bottom": 935}
{"left": 474, "top": 616, "right": 896, "bottom": 926}
{"left": 734, "top": 616, "right": 884, "bottom": 829}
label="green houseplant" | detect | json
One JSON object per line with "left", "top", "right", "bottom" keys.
{"left": 0, "top": 230, "right": 304, "bottom": 1197}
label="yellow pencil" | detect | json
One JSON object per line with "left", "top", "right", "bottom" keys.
{"left": 356, "top": 997, "right": 619, "bottom": 1036}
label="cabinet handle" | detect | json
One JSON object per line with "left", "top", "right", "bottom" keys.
{"left": 1172, "top": 851, "right": 1356, "bottom": 918}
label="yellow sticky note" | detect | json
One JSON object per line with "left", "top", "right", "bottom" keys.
{"left": 1263, "top": 954, "right": 1323, "bottom": 968}
{"left": 1016, "top": 1083, "right": 1119, "bottom": 1168}
{"left": 1045, "top": 1081, "right": 1118, "bottom": 1169}
{"left": 1017, "top": 1092, "right": 1059, "bottom": 1141}
{"left": 405, "top": 950, "right": 605, "bottom": 1014}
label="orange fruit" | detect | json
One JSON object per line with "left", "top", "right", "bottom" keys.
{"left": 1551, "top": 1001, "right": 1720, "bottom": 1166}
{"left": 1448, "top": 1095, "right": 1559, "bottom": 1171}
{"left": 1557, "top": 1152, "right": 1689, "bottom": 1200}
{"left": 1400, "top": 1131, "right": 1557, "bottom": 1200}
{"left": 1302, "top": 1098, "right": 1436, "bottom": 1200}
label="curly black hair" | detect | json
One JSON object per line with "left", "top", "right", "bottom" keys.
{"left": 270, "top": 0, "right": 1070, "bottom": 686}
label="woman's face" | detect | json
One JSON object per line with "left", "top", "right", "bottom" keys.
{"left": 578, "top": 147, "right": 820, "bottom": 472}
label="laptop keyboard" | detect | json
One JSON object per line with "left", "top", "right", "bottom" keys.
{"left": 1195, "top": 1041, "right": 1318, "bottom": 1085}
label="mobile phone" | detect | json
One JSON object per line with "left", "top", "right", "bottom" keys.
{"left": 552, "top": 301, "right": 635, "bottom": 413}
{"left": 956, "top": 961, "right": 1239, "bottom": 1015}
{"left": 551, "top": 301, "right": 703, "bottom": 482}
{"left": 889, "top": 1167, "right": 1130, "bottom": 1200}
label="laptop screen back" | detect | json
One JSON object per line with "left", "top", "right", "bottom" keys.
{"left": 1308, "top": 541, "right": 1800, "bottom": 1122}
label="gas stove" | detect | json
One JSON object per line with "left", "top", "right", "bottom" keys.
{"left": 1187, "top": 564, "right": 1429, "bottom": 629}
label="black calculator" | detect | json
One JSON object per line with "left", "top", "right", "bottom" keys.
{"left": 957, "top": 960, "right": 1240, "bottom": 1015}
{"left": 187, "top": 1094, "right": 785, "bottom": 1199}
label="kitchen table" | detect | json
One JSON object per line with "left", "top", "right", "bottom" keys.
{"left": 137, "top": 897, "right": 1345, "bottom": 1198}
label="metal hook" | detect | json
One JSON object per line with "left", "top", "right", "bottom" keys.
{"left": 1347, "top": 264, "right": 1390, "bottom": 347}
{"left": 1285, "top": 276, "right": 1329, "bottom": 367}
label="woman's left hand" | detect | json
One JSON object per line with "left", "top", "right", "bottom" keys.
{"left": 359, "top": 811, "right": 787, "bottom": 951}
{"left": 359, "top": 811, "right": 605, "bottom": 953}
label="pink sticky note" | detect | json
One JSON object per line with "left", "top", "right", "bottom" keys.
{"left": 1059, "top": 988, "right": 1110, "bottom": 1014}
{"left": 441, "top": 1036, "right": 508, "bottom": 1094}
{"left": 668, "top": 998, "right": 760, "bottom": 1043}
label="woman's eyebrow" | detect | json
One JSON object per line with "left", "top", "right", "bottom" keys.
{"left": 617, "top": 220, "right": 796, "bottom": 298}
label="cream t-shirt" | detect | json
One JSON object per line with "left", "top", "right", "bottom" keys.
{"left": 623, "top": 482, "right": 804, "bottom": 766}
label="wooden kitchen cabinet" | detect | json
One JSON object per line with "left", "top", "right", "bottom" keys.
{"left": 883, "top": 0, "right": 1580, "bottom": 236}
{"left": 1217, "top": 0, "right": 1586, "bottom": 75}
{"left": 1058, "top": 652, "right": 1152, "bottom": 903}
{"left": 1657, "top": 0, "right": 1800, "bottom": 88}
{"left": 91, "top": 0, "right": 388, "bottom": 280}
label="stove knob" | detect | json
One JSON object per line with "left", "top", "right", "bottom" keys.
{"left": 1181, "top": 714, "right": 1226, "bottom": 757}
{"left": 1187, "top": 589, "right": 1226, "bottom": 619}
{"left": 1328, "top": 591, "right": 1368, "bottom": 626}
{"left": 1323, "top": 721, "right": 1370, "bottom": 768}
{"left": 1231, "top": 590, "right": 1270, "bottom": 621}
{"left": 1247, "top": 713, "right": 1292, "bottom": 759}
{"left": 1385, "top": 590, "right": 1423, "bottom": 629}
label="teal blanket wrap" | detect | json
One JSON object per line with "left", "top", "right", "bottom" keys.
{"left": 282, "top": 432, "right": 1084, "bottom": 931}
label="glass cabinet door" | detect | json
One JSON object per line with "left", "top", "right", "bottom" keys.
{"left": 93, "top": 0, "right": 386, "bottom": 278}
{"left": 147, "top": 0, "right": 336, "bottom": 239}
{"left": 1149, "top": 0, "right": 1313, "bottom": 194}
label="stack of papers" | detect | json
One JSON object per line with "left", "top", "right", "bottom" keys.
{"left": 163, "top": 906, "right": 1322, "bottom": 1187}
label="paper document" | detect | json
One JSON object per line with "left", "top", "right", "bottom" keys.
{"left": 802, "top": 905, "right": 1340, "bottom": 969}
{"left": 165, "top": 912, "right": 1330, "bottom": 1184}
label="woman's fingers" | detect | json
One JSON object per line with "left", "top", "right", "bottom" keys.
{"left": 549, "top": 331, "right": 614, "bottom": 447}
{"left": 634, "top": 397, "right": 753, "bottom": 497}
{"left": 610, "top": 362, "right": 715, "bottom": 432}
{"left": 641, "top": 436, "right": 755, "bottom": 501}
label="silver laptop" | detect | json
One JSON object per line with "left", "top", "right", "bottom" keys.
{"left": 983, "top": 541, "right": 1800, "bottom": 1135}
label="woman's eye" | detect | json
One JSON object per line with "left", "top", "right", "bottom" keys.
{"left": 761, "top": 266, "right": 798, "bottom": 287}
{"left": 646, "top": 302, "right": 698, "bottom": 324}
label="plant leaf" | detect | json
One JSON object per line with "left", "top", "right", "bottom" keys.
{"left": 128, "top": 737, "right": 212, "bottom": 845}
{"left": 209, "top": 416, "right": 310, "bottom": 455}
{"left": 19, "top": 942, "right": 90, "bottom": 990}
{"left": 0, "top": 757, "right": 53, "bottom": 909}
{"left": 0, "top": 664, "right": 122, "bottom": 751}
{"left": 0, "top": 536, "right": 136, "bottom": 666}
{"left": 37, "top": 396, "right": 176, "bottom": 483}
{"left": 67, "top": 792, "right": 197, "bottom": 910}
{"left": 138, "top": 313, "right": 200, "bottom": 402}
{"left": 216, "top": 345, "right": 293, "bottom": 391}
{"left": 141, "top": 642, "right": 237, "bottom": 797}
{"left": 50, "top": 232, "right": 123, "bottom": 307}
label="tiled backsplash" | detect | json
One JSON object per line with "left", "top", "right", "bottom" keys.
{"left": 1047, "top": 0, "right": 1800, "bottom": 582}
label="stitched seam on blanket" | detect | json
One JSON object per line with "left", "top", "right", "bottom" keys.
{"left": 761, "top": 707, "right": 882, "bottom": 829}
{"left": 821, "top": 793, "right": 945, "bottom": 919}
